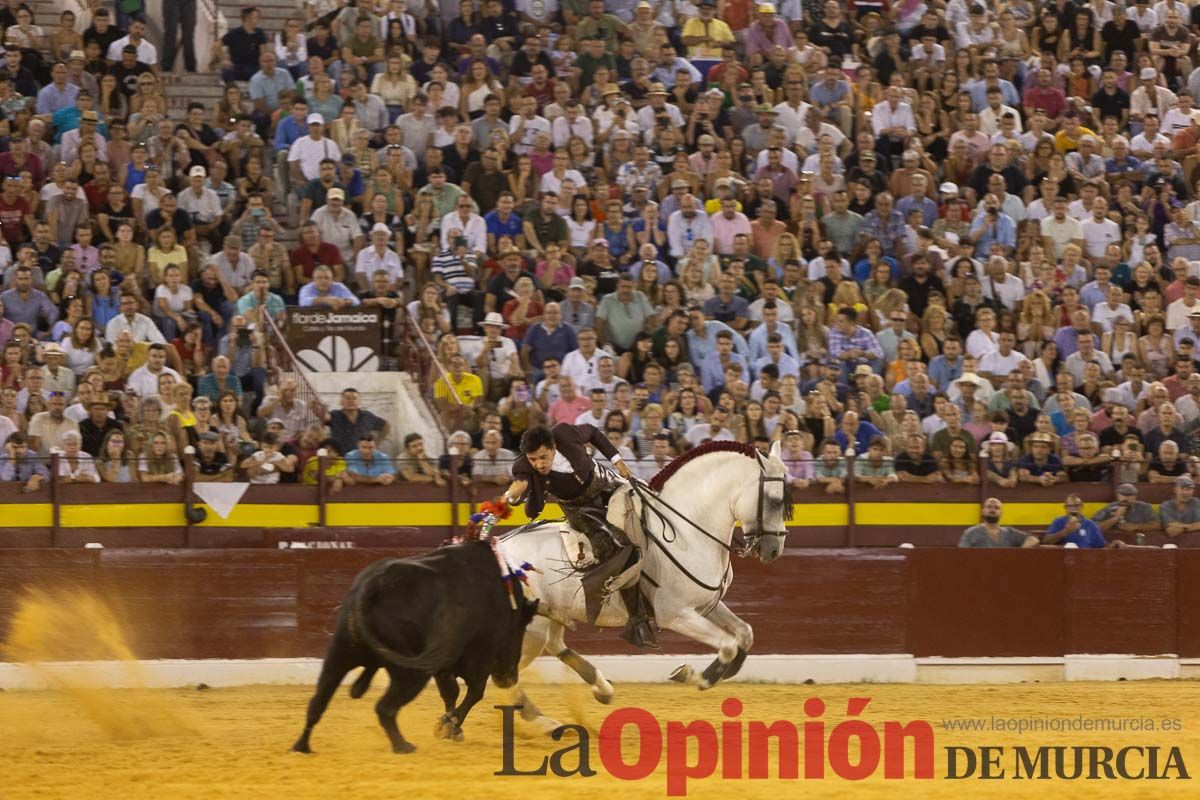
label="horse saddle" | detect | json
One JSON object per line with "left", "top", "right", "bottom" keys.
{"left": 580, "top": 544, "right": 641, "bottom": 624}
{"left": 559, "top": 522, "right": 596, "bottom": 570}
{"left": 605, "top": 483, "right": 647, "bottom": 551}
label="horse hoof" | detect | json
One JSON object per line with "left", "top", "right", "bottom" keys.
{"left": 669, "top": 665, "right": 693, "bottom": 684}
{"left": 593, "top": 686, "right": 614, "bottom": 705}
{"left": 393, "top": 740, "right": 417, "bottom": 754}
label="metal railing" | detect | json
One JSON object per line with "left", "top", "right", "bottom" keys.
{"left": 397, "top": 306, "right": 468, "bottom": 533}
{"left": 405, "top": 307, "right": 463, "bottom": 406}
{"left": 9, "top": 451, "right": 1167, "bottom": 544}
{"left": 260, "top": 310, "right": 329, "bottom": 430}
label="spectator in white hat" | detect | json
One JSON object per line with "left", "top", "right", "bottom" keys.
{"left": 310, "top": 187, "right": 362, "bottom": 264}
{"left": 354, "top": 222, "right": 403, "bottom": 290}
{"left": 475, "top": 311, "right": 521, "bottom": 397}
{"left": 288, "top": 114, "right": 342, "bottom": 186}
{"left": 178, "top": 165, "right": 226, "bottom": 252}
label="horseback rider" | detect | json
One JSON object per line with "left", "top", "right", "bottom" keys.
{"left": 504, "top": 422, "right": 659, "bottom": 649}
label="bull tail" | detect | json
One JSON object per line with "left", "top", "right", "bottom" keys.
{"left": 350, "top": 562, "right": 454, "bottom": 673}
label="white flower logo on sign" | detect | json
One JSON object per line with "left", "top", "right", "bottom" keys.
{"left": 296, "top": 335, "right": 379, "bottom": 372}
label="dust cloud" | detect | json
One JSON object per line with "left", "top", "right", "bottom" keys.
{"left": 2, "top": 588, "right": 194, "bottom": 740}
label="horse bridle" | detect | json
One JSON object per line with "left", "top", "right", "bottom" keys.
{"left": 746, "top": 451, "right": 792, "bottom": 556}
{"left": 627, "top": 452, "right": 791, "bottom": 594}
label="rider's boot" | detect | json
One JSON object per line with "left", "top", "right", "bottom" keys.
{"left": 580, "top": 543, "right": 633, "bottom": 624}
{"left": 619, "top": 583, "right": 659, "bottom": 650}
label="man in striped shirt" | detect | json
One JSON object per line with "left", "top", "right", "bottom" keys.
{"left": 431, "top": 233, "right": 480, "bottom": 331}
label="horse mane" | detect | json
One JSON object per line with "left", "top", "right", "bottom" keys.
{"left": 648, "top": 440, "right": 759, "bottom": 492}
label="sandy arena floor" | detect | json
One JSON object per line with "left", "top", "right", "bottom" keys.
{"left": 1, "top": 678, "right": 1199, "bottom": 799}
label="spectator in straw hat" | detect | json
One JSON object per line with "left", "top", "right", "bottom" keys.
{"left": 1017, "top": 431, "right": 1065, "bottom": 485}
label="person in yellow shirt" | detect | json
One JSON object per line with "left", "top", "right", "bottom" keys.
{"left": 434, "top": 353, "right": 485, "bottom": 431}
{"left": 1053, "top": 113, "right": 1097, "bottom": 155}
{"left": 681, "top": 1, "right": 735, "bottom": 61}
{"left": 301, "top": 438, "right": 350, "bottom": 492}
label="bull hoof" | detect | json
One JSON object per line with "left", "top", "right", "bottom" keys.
{"left": 669, "top": 664, "right": 694, "bottom": 684}
{"left": 393, "top": 740, "right": 417, "bottom": 754}
{"left": 291, "top": 741, "right": 312, "bottom": 754}
{"left": 434, "top": 714, "right": 460, "bottom": 740}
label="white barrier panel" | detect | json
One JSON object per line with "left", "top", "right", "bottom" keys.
{"left": 1, "top": 654, "right": 1193, "bottom": 690}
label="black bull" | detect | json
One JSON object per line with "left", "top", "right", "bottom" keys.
{"left": 293, "top": 541, "right": 540, "bottom": 754}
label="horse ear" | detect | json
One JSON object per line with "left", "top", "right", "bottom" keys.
{"left": 769, "top": 439, "right": 782, "bottom": 460}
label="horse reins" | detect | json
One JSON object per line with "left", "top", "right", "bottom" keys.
{"left": 625, "top": 452, "right": 790, "bottom": 595}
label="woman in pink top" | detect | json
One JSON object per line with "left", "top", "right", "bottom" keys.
{"left": 535, "top": 243, "right": 575, "bottom": 300}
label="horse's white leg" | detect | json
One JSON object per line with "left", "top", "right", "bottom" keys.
{"left": 703, "top": 601, "right": 753, "bottom": 681}
{"left": 660, "top": 607, "right": 740, "bottom": 691}
{"left": 513, "top": 616, "right": 563, "bottom": 735}
{"left": 545, "top": 621, "right": 615, "bottom": 705}
{"left": 705, "top": 601, "right": 753, "bottom": 651}
{"left": 519, "top": 615, "right": 550, "bottom": 671}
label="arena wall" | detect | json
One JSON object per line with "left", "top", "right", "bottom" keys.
{"left": 2, "top": 547, "right": 1199, "bottom": 665}
{"left": 0, "top": 480, "right": 1195, "bottom": 549}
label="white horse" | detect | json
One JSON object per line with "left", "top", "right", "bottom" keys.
{"left": 498, "top": 440, "right": 792, "bottom": 730}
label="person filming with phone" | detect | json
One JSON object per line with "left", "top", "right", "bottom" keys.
{"left": 474, "top": 311, "right": 521, "bottom": 401}
{"left": 1044, "top": 493, "right": 1109, "bottom": 548}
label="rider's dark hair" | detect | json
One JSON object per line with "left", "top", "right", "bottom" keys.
{"left": 520, "top": 425, "right": 555, "bottom": 454}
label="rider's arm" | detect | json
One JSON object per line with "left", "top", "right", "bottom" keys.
{"left": 504, "top": 479, "right": 529, "bottom": 506}
{"left": 578, "top": 421, "right": 633, "bottom": 478}
{"left": 506, "top": 458, "right": 544, "bottom": 516}
{"left": 579, "top": 422, "right": 621, "bottom": 462}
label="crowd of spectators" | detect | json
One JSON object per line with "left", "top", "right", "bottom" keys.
{"left": 958, "top": 480, "right": 1199, "bottom": 546}
{"left": 8, "top": 0, "right": 1200, "bottom": 523}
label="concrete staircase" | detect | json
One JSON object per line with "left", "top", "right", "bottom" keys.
{"left": 28, "top": 0, "right": 316, "bottom": 244}
{"left": 161, "top": 0, "right": 308, "bottom": 245}
{"left": 163, "top": 73, "right": 228, "bottom": 113}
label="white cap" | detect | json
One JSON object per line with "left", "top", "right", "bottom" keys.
{"left": 371, "top": 222, "right": 391, "bottom": 234}
{"left": 1140, "top": 67, "right": 1158, "bottom": 80}
{"left": 188, "top": 165, "right": 206, "bottom": 178}
{"left": 939, "top": 181, "right": 958, "bottom": 195}
{"left": 306, "top": 113, "right": 324, "bottom": 125}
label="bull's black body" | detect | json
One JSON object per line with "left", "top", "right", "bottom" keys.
{"left": 292, "top": 541, "right": 539, "bottom": 754}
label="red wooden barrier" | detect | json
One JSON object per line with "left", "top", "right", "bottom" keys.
{"left": 2, "top": 548, "right": 1199, "bottom": 660}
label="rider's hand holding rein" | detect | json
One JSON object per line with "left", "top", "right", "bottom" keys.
{"left": 613, "top": 460, "right": 632, "bottom": 480}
